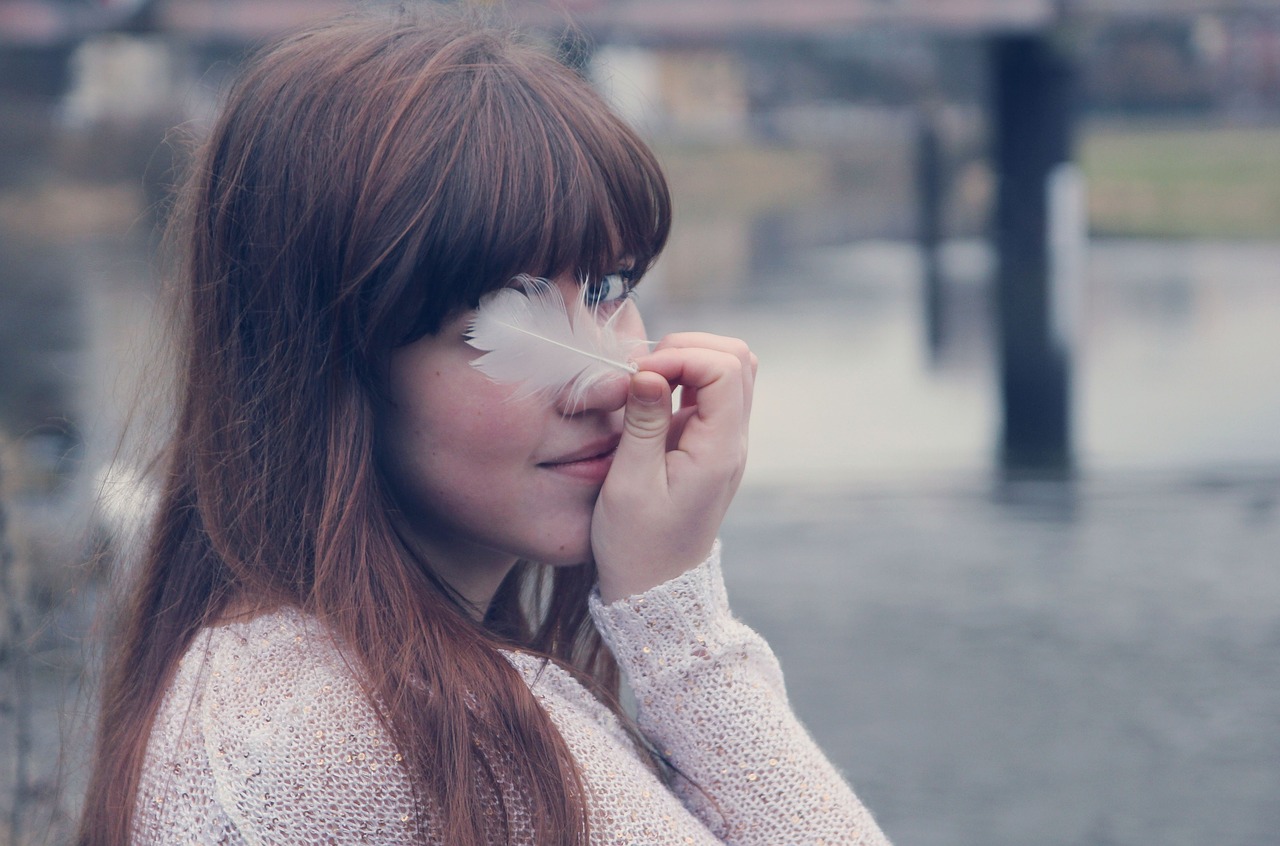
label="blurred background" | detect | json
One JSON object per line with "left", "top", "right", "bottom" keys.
{"left": 1, "top": 0, "right": 1278, "bottom": 844}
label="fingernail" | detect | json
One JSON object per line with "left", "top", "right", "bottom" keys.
{"left": 632, "top": 376, "right": 663, "bottom": 404}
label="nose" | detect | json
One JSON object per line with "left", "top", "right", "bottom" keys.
{"left": 556, "top": 368, "right": 631, "bottom": 416}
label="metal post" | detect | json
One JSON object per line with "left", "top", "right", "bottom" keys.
{"left": 916, "top": 102, "right": 945, "bottom": 362}
{"left": 991, "top": 33, "right": 1079, "bottom": 473}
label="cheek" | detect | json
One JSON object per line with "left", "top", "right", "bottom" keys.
{"left": 448, "top": 398, "right": 533, "bottom": 461}
{"left": 399, "top": 373, "right": 533, "bottom": 469}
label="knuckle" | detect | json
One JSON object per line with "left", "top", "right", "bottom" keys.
{"left": 714, "top": 350, "right": 743, "bottom": 376}
{"left": 624, "top": 416, "right": 668, "bottom": 438}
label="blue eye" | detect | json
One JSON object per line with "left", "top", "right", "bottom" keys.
{"left": 583, "top": 271, "right": 635, "bottom": 308}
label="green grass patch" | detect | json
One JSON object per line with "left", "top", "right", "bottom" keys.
{"left": 1081, "top": 124, "right": 1280, "bottom": 238}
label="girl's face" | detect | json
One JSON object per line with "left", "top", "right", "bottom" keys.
{"left": 379, "top": 275, "right": 646, "bottom": 604}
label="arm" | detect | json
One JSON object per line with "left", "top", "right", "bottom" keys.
{"left": 591, "top": 335, "right": 890, "bottom": 844}
{"left": 589, "top": 544, "right": 891, "bottom": 845}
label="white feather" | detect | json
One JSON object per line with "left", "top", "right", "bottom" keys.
{"left": 465, "top": 275, "right": 644, "bottom": 407}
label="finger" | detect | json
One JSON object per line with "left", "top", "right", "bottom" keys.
{"left": 632, "top": 348, "right": 745, "bottom": 464}
{"left": 651, "top": 332, "right": 756, "bottom": 418}
{"left": 611, "top": 370, "right": 674, "bottom": 480}
{"left": 651, "top": 331, "right": 750, "bottom": 356}
{"left": 668, "top": 404, "right": 698, "bottom": 451}
{"left": 634, "top": 347, "right": 742, "bottom": 406}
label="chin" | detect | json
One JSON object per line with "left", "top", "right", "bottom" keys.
{"left": 517, "top": 509, "right": 596, "bottom": 568}
{"left": 529, "top": 544, "right": 594, "bottom": 569}
{"left": 524, "top": 526, "right": 595, "bottom": 569}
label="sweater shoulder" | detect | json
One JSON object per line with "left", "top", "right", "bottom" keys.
{"left": 137, "top": 609, "right": 420, "bottom": 843}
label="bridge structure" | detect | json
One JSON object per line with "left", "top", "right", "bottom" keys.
{"left": 0, "top": 0, "right": 1253, "bottom": 45}
{"left": 0, "top": 0, "right": 1248, "bottom": 472}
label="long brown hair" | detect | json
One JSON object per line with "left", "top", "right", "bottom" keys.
{"left": 78, "top": 9, "right": 671, "bottom": 844}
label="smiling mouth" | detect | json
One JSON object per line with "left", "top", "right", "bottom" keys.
{"left": 541, "top": 445, "right": 617, "bottom": 468}
{"left": 539, "top": 439, "right": 620, "bottom": 481}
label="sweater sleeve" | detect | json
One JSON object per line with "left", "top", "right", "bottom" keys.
{"left": 588, "top": 542, "right": 891, "bottom": 846}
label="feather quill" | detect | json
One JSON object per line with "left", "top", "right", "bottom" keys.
{"left": 466, "top": 275, "right": 645, "bottom": 407}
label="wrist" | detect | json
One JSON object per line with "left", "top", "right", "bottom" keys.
{"left": 589, "top": 540, "right": 732, "bottom": 666}
{"left": 593, "top": 539, "right": 717, "bottom": 604}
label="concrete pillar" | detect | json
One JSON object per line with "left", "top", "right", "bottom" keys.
{"left": 990, "top": 33, "right": 1080, "bottom": 473}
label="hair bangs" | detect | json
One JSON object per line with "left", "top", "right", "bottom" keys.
{"left": 515, "top": 65, "right": 673, "bottom": 288}
{"left": 392, "top": 40, "right": 671, "bottom": 342}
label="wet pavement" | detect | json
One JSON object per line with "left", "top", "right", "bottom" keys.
{"left": 723, "top": 471, "right": 1280, "bottom": 846}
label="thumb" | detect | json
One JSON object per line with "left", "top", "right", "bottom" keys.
{"left": 613, "top": 371, "right": 672, "bottom": 469}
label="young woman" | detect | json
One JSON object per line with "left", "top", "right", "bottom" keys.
{"left": 78, "top": 9, "right": 891, "bottom": 845}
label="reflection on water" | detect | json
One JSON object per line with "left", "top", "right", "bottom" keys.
{"left": 1083, "top": 239, "right": 1280, "bottom": 471}
{"left": 649, "top": 236, "right": 1280, "bottom": 486}
{"left": 655, "top": 239, "right": 998, "bottom": 485}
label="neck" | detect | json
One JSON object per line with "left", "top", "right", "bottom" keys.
{"left": 430, "top": 549, "right": 519, "bottom": 619}
{"left": 395, "top": 518, "right": 519, "bottom": 618}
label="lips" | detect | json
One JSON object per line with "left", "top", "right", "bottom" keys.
{"left": 541, "top": 435, "right": 621, "bottom": 467}
{"left": 538, "top": 436, "right": 621, "bottom": 483}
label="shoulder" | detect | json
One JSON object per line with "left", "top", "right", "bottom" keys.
{"left": 191, "top": 608, "right": 407, "bottom": 790}
{"left": 140, "top": 608, "right": 420, "bottom": 843}
{"left": 197, "top": 608, "right": 368, "bottom": 719}
{"left": 146, "top": 609, "right": 358, "bottom": 766}
{"left": 152, "top": 607, "right": 377, "bottom": 756}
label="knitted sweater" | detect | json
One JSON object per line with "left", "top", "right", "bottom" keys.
{"left": 134, "top": 544, "right": 891, "bottom": 844}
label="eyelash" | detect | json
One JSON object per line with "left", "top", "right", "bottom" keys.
{"left": 582, "top": 268, "right": 637, "bottom": 310}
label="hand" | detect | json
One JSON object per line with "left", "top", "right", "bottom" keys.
{"left": 591, "top": 333, "right": 757, "bottom": 603}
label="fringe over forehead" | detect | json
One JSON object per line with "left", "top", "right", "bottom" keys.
{"left": 206, "top": 10, "right": 671, "bottom": 364}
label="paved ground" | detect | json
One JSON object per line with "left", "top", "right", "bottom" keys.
{"left": 722, "top": 470, "right": 1280, "bottom": 846}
